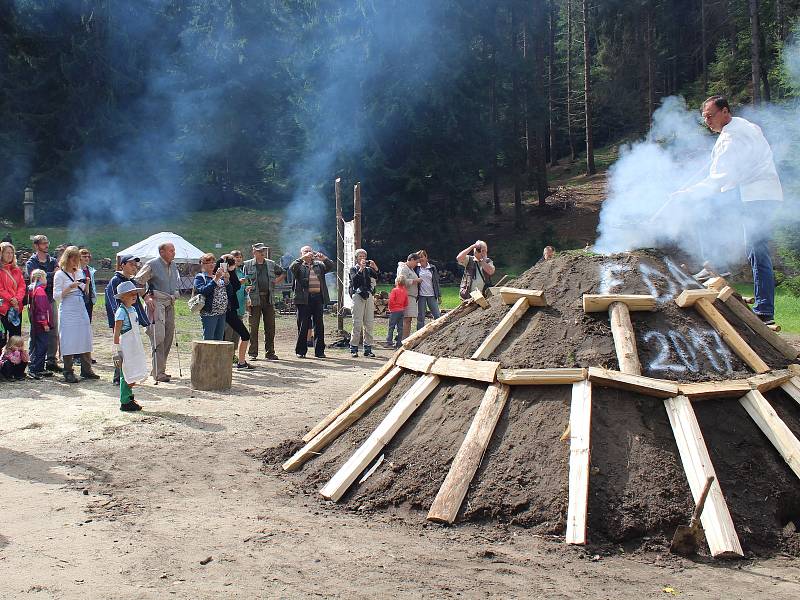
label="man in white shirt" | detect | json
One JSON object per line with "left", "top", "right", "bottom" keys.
{"left": 674, "top": 96, "right": 783, "bottom": 324}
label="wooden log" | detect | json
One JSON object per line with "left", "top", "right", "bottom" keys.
{"left": 663, "top": 395, "right": 743, "bottom": 557}
{"left": 283, "top": 366, "right": 404, "bottom": 472}
{"left": 716, "top": 286, "right": 735, "bottom": 302}
{"left": 791, "top": 364, "right": 800, "bottom": 377}
{"left": 677, "top": 380, "right": 752, "bottom": 400}
{"left": 429, "top": 356, "right": 500, "bottom": 383}
{"left": 740, "top": 390, "right": 800, "bottom": 481}
{"left": 748, "top": 369, "right": 793, "bottom": 393}
{"left": 402, "top": 300, "right": 478, "bottom": 351}
{"left": 497, "top": 368, "right": 587, "bottom": 385}
{"left": 675, "top": 288, "right": 720, "bottom": 307}
{"left": 190, "top": 340, "right": 234, "bottom": 391}
{"left": 471, "top": 297, "right": 530, "bottom": 360}
{"left": 587, "top": 367, "right": 679, "bottom": 398}
{"left": 496, "top": 287, "right": 547, "bottom": 307}
{"left": 684, "top": 296, "right": 770, "bottom": 374}
{"left": 780, "top": 378, "right": 800, "bottom": 407}
{"left": 320, "top": 374, "right": 440, "bottom": 501}
{"left": 302, "top": 348, "right": 404, "bottom": 442}
{"left": 566, "top": 380, "right": 592, "bottom": 545}
{"left": 396, "top": 350, "right": 437, "bottom": 374}
{"left": 469, "top": 290, "right": 490, "bottom": 309}
{"left": 768, "top": 324, "right": 782, "bottom": 332}
{"left": 609, "top": 301, "right": 642, "bottom": 375}
{"left": 582, "top": 294, "right": 656, "bottom": 313}
{"left": 704, "top": 276, "right": 728, "bottom": 291}
{"left": 427, "top": 383, "right": 510, "bottom": 523}
{"left": 717, "top": 288, "right": 799, "bottom": 360}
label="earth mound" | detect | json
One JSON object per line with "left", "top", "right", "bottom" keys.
{"left": 268, "top": 250, "right": 800, "bottom": 557}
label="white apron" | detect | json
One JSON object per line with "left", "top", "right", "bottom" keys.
{"left": 120, "top": 307, "right": 149, "bottom": 384}
{"left": 57, "top": 273, "right": 93, "bottom": 356}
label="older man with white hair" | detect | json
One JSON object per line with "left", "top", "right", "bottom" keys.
{"left": 290, "top": 245, "right": 334, "bottom": 358}
{"left": 348, "top": 249, "right": 379, "bottom": 357}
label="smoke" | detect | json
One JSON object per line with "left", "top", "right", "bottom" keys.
{"left": 595, "top": 36, "right": 800, "bottom": 269}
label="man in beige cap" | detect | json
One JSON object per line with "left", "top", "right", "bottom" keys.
{"left": 242, "top": 243, "right": 285, "bottom": 360}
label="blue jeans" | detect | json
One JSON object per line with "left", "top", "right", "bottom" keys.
{"left": 416, "top": 296, "right": 441, "bottom": 330}
{"left": 201, "top": 314, "right": 227, "bottom": 340}
{"left": 30, "top": 329, "right": 49, "bottom": 373}
{"left": 743, "top": 201, "right": 778, "bottom": 318}
{"left": 387, "top": 311, "right": 404, "bottom": 345}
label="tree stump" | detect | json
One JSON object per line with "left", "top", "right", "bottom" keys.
{"left": 191, "top": 340, "right": 234, "bottom": 391}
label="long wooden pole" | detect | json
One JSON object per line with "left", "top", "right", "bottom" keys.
{"left": 353, "top": 182, "right": 362, "bottom": 250}
{"left": 335, "top": 178, "right": 344, "bottom": 333}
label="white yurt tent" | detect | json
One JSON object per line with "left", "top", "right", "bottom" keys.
{"left": 116, "top": 232, "right": 205, "bottom": 290}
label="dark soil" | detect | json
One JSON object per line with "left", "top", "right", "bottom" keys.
{"left": 270, "top": 250, "right": 800, "bottom": 557}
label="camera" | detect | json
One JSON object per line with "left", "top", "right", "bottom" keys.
{"left": 226, "top": 257, "right": 236, "bottom": 266}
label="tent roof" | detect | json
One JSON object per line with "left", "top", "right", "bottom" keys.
{"left": 116, "top": 232, "right": 205, "bottom": 264}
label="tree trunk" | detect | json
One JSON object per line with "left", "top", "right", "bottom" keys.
{"left": 566, "top": 0, "right": 575, "bottom": 162}
{"left": 512, "top": 7, "right": 524, "bottom": 229}
{"left": 749, "top": 0, "right": 761, "bottom": 104}
{"left": 490, "top": 43, "right": 501, "bottom": 215}
{"left": 645, "top": 5, "right": 654, "bottom": 127}
{"left": 701, "top": 0, "right": 707, "bottom": 95}
{"left": 776, "top": 0, "right": 785, "bottom": 40}
{"left": 548, "top": 0, "right": 558, "bottom": 166}
{"left": 582, "top": 0, "right": 596, "bottom": 175}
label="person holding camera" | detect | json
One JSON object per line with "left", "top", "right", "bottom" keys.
{"left": 194, "top": 253, "right": 229, "bottom": 341}
{"left": 348, "top": 249, "right": 379, "bottom": 358}
{"left": 290, "top": 245, "right": 334, "bottom": 358}
{"left": 53, "top": 246, "right": 99, "bottom": 383}
{"left": 216, "top": 254, "right": 254, "bottom": 369}
{"left": 456, "top": 240, "right": 496, "bottom": 300}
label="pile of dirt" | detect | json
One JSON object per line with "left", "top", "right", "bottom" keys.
{"left": 269, "top": 250, "right": 800, "bottom": 556}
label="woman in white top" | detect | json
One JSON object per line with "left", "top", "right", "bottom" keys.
{"left": 53, "top": 246, "right": 98, "bottom": 383}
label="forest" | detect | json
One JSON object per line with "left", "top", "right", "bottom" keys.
{"left": 1, "top": 0, "right": 799, "bottom": 256}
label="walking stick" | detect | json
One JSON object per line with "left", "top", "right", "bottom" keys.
{"left": 151, "top": 330, "right": 159, "bottom": 386}
{"left": 175, "top": 335, "right": 183, "bottom": 377}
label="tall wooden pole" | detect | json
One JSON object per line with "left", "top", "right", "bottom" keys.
{"left": 582, "top": 0, "right": 596, "bottom": 175}
{"left": 353, "top": 182, "right": 362, "bottom": 249}
{"left": 335, "top": 178, "right": 344, "bottom": 333}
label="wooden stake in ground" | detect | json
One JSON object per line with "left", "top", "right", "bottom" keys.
{"left": 335, "top": 178, "right": 344, "bottom": 333}
{"left": 472, "top": 297, "right": 531, "bottom": 360}
{"left": 190, "top": 341, "right": 234, "bottom": 391}
{"left": 566, "top": 380, "right": 592, "bottom": 545}
{"left": 675, "top": 289, "right": 769, "bottom": 374}
{"left": 320, "top": 374, "right": 441, "bottom": 502}
{"left": 427, "top": 383, "right": 510, "bottom": 524}
{"left": 740, "top": 390, "right": 800, "bottom": 481}
{"left": 664, "top": 395, "right": 743, "bottom": 557}
{"left": 583, "top": 294, "right": 656, "bottom": 375}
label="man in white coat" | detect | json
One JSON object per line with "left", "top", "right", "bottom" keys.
{"left": 673, "top": 95, "right": 783, "bottom": 324}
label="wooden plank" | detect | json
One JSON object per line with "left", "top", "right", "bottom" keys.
{"left": 664, "top": 395, "right": 743, "bottom": 557}
{"left": 692, "top": 297, "right": 770, "bottom": 374}
{"left": 471, "top": 297, "right": 530, "bottom": 360}
{"left": 469, "top": 290, "right": 490, "bottom": 309}
{"left": 587, "top": 367, "right": 679, "bottom": 398}
{"left": 429, "top": 356, "right": 500, "bottom": 383}
{"left": 497, "top": 368, "right": 587, "bottom": 385}
{"left": 609, "top": 301, "right": 642, "bottom": 375}
{"left": 791, "top": 364, "right": 800, "bottom": 377}
{"left": 675, "top": 288, "right": 720, "bottom": 308}
{"left": 396, "top": 350, "right": 437, "bottom": 374}
{"left": 718, "top": 290, "right": 799, "bottom": 360}
{"left": 582, "top": 294, "right": 656, "bottom": 313}
{"left": 496, "top": 287, "right": 548, "bottom": 307}
{"left": 566, "top": 380, "right": 592, "bottom": 545}
{"left": 740, "top": 390, "right": 800, "bottom": 481}
{"left": 402, "top": 300, "right": 478, "bottom": 351}
{"left": 748, "top": 369, "right": 793, "bottom": 393}
{"left": 704, "top": 276, "right": 728, "bottom": 291}
{"left": 780, "top": 378, "right": 800, "bottom": 407}
{"left": 320, "top": 374, "right": 440, "bottom": 501}
{"left": 678, "top": 380, "right": 752, "bottom": 400}
{"left": 283, "top": 366, "right": 404, "bottom": 472}
{"left": 717, "top": 286, "right": 736, "bottom": 302}
{"left": 302, "top": 348, "right": 404, "bottom": 442}
{"left": 427, "top": 383, "right": 510, "bottom": 523}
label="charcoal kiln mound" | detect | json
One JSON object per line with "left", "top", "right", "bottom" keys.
{"left": 269, "top": 250, "right": 800, "bottom": 558}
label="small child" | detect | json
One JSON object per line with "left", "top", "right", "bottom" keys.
{"left": 1, "top": 336, "right": 30, "bottom": 380}
{"left": 27, "top": 269, "right": 53, "bottom": 379}
{"left": 112, "top": 281, "right": 149, "bottom": 412}
{"left": 386, "top": 277, "right": 408, "bottom": 348}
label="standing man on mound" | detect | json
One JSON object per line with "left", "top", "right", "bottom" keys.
{"left": 672, "top": 95, "right": 783, "bottom": 325}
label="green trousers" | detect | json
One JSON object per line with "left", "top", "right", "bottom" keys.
{"left": 120, "top": 373, "right": 134, "bottom": 405}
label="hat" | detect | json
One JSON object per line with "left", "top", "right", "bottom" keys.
{"left": 252, "top": 243, "right": 267, "bottom": 251}
{"left": 114, "top": 280, "right": 144, "bottom": 299}
{"left": 119, "top": 255, "right": 140, "bottom": 265}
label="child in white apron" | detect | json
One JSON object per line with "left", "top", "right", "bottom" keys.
{"left": 112, "top": 281, "right": 149, "bottom": 411}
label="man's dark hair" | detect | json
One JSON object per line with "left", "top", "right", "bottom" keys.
{"left": 407, "top": 252, "right": 419, "bottom": 261}
{"left": 704, "top": 95, "right": 730, "bottom": 112}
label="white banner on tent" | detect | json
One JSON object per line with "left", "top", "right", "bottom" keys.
{"left": 342, "top": 220, "right": 355, "bottom": 310}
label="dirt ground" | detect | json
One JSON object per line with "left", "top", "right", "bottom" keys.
{"left": 2, "top": 316, "right": 800, "bottom": 599}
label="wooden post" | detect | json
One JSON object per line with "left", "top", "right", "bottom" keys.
{"left": 190, "top": 341, "right": 234, "bottom": 391}
{"left": 353, "top": 182, "right": 362, "bottom": 250}
{"left": 566, "top": 380, "right": 592, "bottom": 545}
{"left": 609, "top": 301, "right": 641, "bottom": 375}
{"left": 335, "top": 178, "right": 344, "bottom": 333}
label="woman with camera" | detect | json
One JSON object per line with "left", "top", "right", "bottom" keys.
{"left": 348, "top": 249, "right": 378, "bottom": 358}
{"left": 194, "top": 253, "right": 229, "bottom": 341}
{"left": 53, "top": 246, "right": 99, "bottom": 383}
{"left": 0, "top": 242, "right": 25, "bottom": 353}
{"left": 216, "top": 254, "right": 255, "bottom": 369}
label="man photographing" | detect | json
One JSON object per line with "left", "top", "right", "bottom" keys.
{"left": 672, "top": 95, "right": 783, "bottom": 325}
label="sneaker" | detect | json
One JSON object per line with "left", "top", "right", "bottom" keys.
{"left": 28, "top": 371, "right": 42, "bottom": 380}
{"left": 265, "top": 352, "right": 279, "bottom": 360}
{"left": 81, "top": 372, "right": 101, "bottom": 380}
{"left": 755, "top": 313, "right": 776, "bottom": 326}
{"left": 40, "top": 371, "right": 54, "bottom": 378}
{"left": 350, "top": 345, "right": 359, "bottom": 357}
{"left": 64, "top": 371, "right": 79, "bottom": 384}
{"left": 296, "top": 354, "right": 306, "bottom": 359}
{"left": 363, "top": 347, "right": 376, "bottom": 358}
{"left": 47, "top": 363, "right": 63, "bottom": 373}
{"left": 236, "top": 361, "right": 256, "bottom": 370}
{"left": 155, "top": 374, "right": 171, "bottom": 383}
{"left": 248, "top": 356, "right": 259, "bottom": 361}
{"left": 315, "top": 353, "right": 327, "bottom": 359}
{"left": 120, "top": 400, "right": 143, "bottom": 412}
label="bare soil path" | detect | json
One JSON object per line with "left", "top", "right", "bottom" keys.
{"left": 2, "top": 316, "right": 800, "bottom": 598}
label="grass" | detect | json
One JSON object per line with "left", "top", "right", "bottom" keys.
{"left": 732, "top": 283, "right": 800, "bottom": 334}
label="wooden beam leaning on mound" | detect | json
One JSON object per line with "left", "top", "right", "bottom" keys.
{"left": 472, "top": 296, "right": 537, "bottom": 360}
{"left": 495, "top": 287, "right": 547, "bottom": 307}
{"left": 498, "top": 368, "right": 587, "bottom": 385}
{"left": 740, "top": 390, "right": 800, "bottom": 482}
{"left": 427, "top": 383, "right": 511, "bottom": 524}
{"left": 716, "top": 285, "right": 799, "bottom": 360}
{"left": 402, "top": 299, "right": 479, "bottom": 351}
{"left": 566, "top": 380, "right": 592, "bottom": 545}
{"left": 675, "top": 289, "right": 770, "bottom": 374}
{"left": 587, "top": 367, "right": 679, "bottom": 398}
